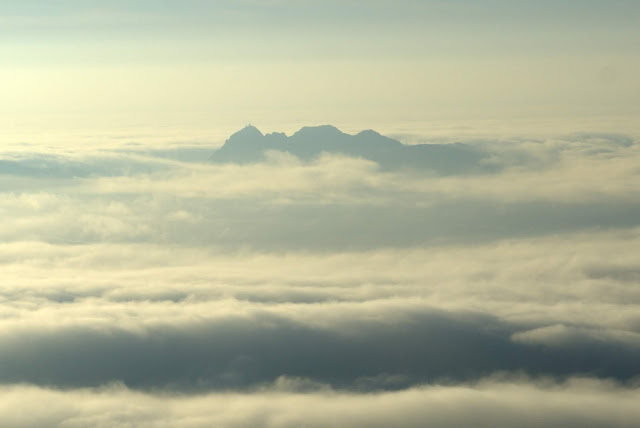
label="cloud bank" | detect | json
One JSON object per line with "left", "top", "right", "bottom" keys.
{"left": 1, "top": 126, "right": 639, "bottom": 423}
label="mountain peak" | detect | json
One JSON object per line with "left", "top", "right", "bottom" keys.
{"left": 292, "top": 125, "right": 344, "bottom": 138}
{"left": 357, "top": 129, "right": 381, "bottom": 137}
{"left": 210, "top": 124, "right": 489, "bottom": 175}
{"left": 229, "top": 125, "right": 263, "bottom": 140}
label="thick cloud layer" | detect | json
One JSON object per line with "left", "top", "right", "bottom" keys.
{"left": 0, "top": 302, "right": 639, "bottom": 389}
{"left": 1, "top": 128, "right": 639, "bottom": 422}
{"left": 1, "top": 378, "right": 639, "bottom": 428}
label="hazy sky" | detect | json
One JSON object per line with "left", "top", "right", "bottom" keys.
{"left": 2, "top": 0, "right": 639, "bottom": 137}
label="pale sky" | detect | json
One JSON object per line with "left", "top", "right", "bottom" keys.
{"left": 1, "top": 0, "right": 639, "bottom": 140}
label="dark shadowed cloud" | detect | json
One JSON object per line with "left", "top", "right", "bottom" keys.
{"left": 0, "top": 305, "right": 638, "bottom": 390}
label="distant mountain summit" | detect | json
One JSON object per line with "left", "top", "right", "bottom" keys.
{"left": 232, "top": 124, "right": 263, "bottom": 139}
{"left": 210, "top": 125, "right": 493, "bottom": 174}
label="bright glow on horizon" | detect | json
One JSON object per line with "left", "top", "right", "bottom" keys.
{"left": 1, "top": 1, "right": 638, "bottom": 140}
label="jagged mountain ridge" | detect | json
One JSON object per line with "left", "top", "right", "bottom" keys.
{"left": 210, "top": 125, "right": 492, "bottom": 174}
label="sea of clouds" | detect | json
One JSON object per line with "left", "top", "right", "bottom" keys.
{"left": 1, "top": 129, "right": 639, "bottom": 427}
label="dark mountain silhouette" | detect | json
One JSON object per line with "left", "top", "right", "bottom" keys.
{"left": 210, "top": 125, "right": 495, "bottom": 174}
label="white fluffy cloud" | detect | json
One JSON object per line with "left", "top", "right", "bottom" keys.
{"left": 1, "top": 378, "right": 639, "bottom": 428}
